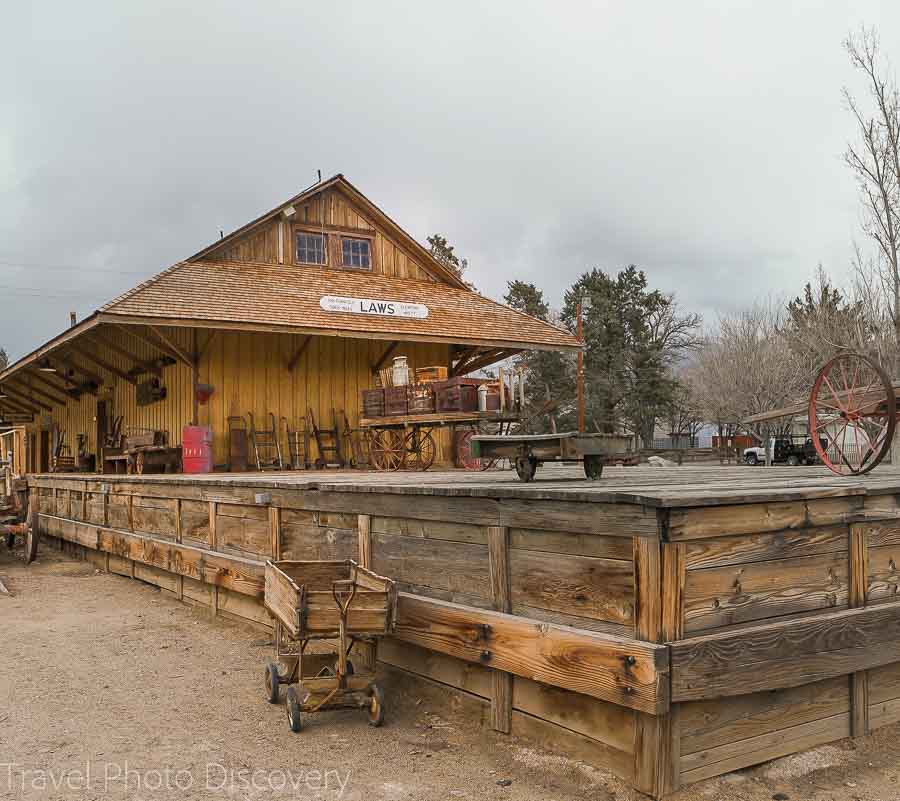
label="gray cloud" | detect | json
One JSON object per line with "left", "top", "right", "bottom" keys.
{"left": 1, "top": 0, "right": 897, "bottom": 359}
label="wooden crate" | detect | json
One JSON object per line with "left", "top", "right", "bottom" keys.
{"left": 408, "top": 385, "right": 435, "bottom": 414}
{"left": 436, "top": 384, "right": 477, "bottom": 413}
{"left": 362, "top": 388, "right": 385, "bottom": 418}
{"left": 415, "top": 366, "right": 448, "bottom": 384}
{"left": 384, "top": 386, "right": 409, "bottom": 416}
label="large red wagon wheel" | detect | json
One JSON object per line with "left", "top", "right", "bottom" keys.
{"left": 808, "top": 352, "right": 897, "bottom": 476}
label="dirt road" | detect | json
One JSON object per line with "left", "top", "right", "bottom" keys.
{"left": 1, "top": 546, "right": 899, "bottom": 801}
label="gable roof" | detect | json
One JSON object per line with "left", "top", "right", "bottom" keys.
{"left": 188, "top": 174, "right": 469, "bottom": 289}
{"left": 99, "top": 260, "right": 578, "bottom": 351}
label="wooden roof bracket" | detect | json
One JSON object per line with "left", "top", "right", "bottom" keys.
{"left": 0, "top": 386, "right": 46, "bottom": 413}
{"left": 67, "top": 343, "right": 138, "bottom": 385}
{"left": 7, "top": 377, "right": 67, "bottom": 407}
{"left": 89, "top": 329, "right": 162, "bottom": 377}
{"left": 149, "top": 326, "right": 195, "bottom": 366}
{"left": 54, "top": 355, "right": 104, "bottom": 387}
{"left": 287, "top": 335, "right": 313, "bottom": 372}
{"left": 371, "top": 341, "right": 400, "bottom": 375}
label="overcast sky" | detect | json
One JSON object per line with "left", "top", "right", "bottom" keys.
{"left": 2, "top": 1, "right": 899, "bottom": 361}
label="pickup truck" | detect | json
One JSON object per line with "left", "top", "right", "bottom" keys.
{"left": 743, "top": 437, "right": 824, "bottom": 466}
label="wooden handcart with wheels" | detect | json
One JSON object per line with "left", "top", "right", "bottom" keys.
{"left": 360, "top": 411, "right": 520, "bottom": 472}
{"left": 470, "top": 431, "right": 637, "bottom": 482}
{"left": 263, "top": 559, "right": 396, "bottom": 731}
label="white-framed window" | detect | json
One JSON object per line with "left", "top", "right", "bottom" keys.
{"left": 341, "top": 237, "right": 371, "bottom": 270}
{"left": 296, "top": 232, "right": 327, "bottom": 265}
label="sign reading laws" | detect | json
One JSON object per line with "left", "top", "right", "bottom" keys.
{"left": 319, "top": 295, "right": 429, "bottom": 319}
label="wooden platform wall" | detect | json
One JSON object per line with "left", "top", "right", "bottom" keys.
{"left": 31, "top": 475, "right": 666, "bottom": 791}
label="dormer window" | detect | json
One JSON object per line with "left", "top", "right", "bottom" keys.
{"left": 296, "top": 232, "right": 326, "bottom": 265}
{"left": 341, "top": 237, "right": 371, "bottom": 270}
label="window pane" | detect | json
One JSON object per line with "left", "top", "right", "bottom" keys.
{"left": 296, "top": 233, "right": 326, "bottom": 265}
{"left": 342, "top": 238, "right": 370, "bottom": 269}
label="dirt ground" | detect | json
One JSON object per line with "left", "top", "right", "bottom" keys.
{"left": 3, "top": 548, "right": 900, "bottom": 801}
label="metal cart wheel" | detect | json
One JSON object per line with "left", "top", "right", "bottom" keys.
{"left": 286, "top": 686, "right": 304, "bottom": 732}
{"left": 408, "top": 429, "right": 436, "bottom": 471}
{"left": 584, "top": 455, "right": 604, "bottom": 480}
{"left": 369, "top": 429, "right": 406, "bottom": 471}
{"left": 808, "top": 352, "right": 896, "bottom": 476}
{"left": 368, "top": 684, "right": 385, "bottom": 727}
{"left": 265, "top": 661, "right": 281, "bottom": 704}
{"left": 515, "top": 455, "right": 538, "bottom": 482}
{"left": 455, "top": 428, "right": 500, "bottom": 471}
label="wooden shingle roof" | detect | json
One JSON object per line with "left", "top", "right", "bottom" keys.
{"left": 100, "top": 260, "right": 579, "bottom": 351}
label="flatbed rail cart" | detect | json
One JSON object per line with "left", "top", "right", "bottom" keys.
{"left": 263, "top": 559, "right": 396, "bottom": 731}
{"left": 470, "top": 431, "right": 637, "bottom": 482}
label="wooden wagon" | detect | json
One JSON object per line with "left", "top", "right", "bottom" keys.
{"left": 263, "top": 559, "right": 396, "bottom": 731}
{"left": 359, "top": 411, "right": 520, "bottom": 471}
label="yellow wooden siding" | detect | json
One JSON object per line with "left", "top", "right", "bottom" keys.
{"left": 39, "top": 327, "right": 450, "bottom": 470}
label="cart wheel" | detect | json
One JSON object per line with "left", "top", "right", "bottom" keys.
{"left": 265, "top": 661, "right": 281, "bottom": 704}
{"left": 286, "top": 686, "right": 303, "bottom": 732}
{"left": 25, "top": 526, "right": 39, "bottom": 564}
{"left": 368, "top": 684, "right": 385, "bottom": 727}
{"left": 370, "top": 429, "right": 405, "bottom": 471}
{"left": 515, "top": 456, "right": 538, "bottom": 482}
{"left": 583, "top": 456, "right": 604, "bottom": 480}
{"left": 808, "top": 352, "right": 896, "bottom": 476}
{"left": 410, "top": 430, "right": 436, "bottom": 472}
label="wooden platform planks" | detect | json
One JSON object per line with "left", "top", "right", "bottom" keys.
{"left": 671, "top": 598, "right": 900, "bottom": 702}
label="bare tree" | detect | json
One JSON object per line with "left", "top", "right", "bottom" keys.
{"left": 844, "top": 28, "right": 900, "bottom": 353}
{"left": 690, "top": 301, "right": 805, "bottom": 442}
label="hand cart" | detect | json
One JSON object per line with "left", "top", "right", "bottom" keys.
{"left": 360, "top": 411, "right": 521, "bottom": 472}
{"left": 470, "top": 431, "right": 637, "bottom": 482}
{"left": 248, "top": 412, "right": 284, "bottom": 471}
{"left": 263, "top": 559, "right": 396, "bottom": 731}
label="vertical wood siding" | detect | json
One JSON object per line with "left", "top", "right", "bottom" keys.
{"left": 44, "top": 328, "right": 449, "bottom": 468}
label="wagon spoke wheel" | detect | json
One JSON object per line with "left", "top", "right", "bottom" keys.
{"left": 369, "top": 429, "right": 406, "bottom": 471}
{"left": 409, "top": 429, "right": 436, "bottom": 472}
{"left": 808, "top": 352, "right": 896, "bottom": 476}
{"left": 455, "top": 428, "right": 499, "bottom": 471}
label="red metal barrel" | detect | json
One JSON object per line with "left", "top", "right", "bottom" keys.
{"left": 182, "top": 425, "right": 213, "bottom": 474}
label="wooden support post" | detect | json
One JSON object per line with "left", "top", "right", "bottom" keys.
{"left": 175, "top": 498, "right": 184, "bottom": 601}
{"left": 269, "top": 506, "right": 281, "bottom": 560}
{"left": 191, "top": 329, "right": 199, "bottom": 426}
{"left": 632, "top": 536, "right": 683, "bottom": 798}
{"left": 488, "top": 525, "right": 513, "bottom": 734}
{"left": 357, "top": 514, "right": 375, "bottom": 671}
{"left": 850, "top": 523, "right": 869, "bottom": 737}
{"left": 209, "top": 501, "right": 218, "bottom": 616}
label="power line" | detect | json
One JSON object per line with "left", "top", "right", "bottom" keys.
{"left": 0, "top": 259, "right": 157, "bottom": 275}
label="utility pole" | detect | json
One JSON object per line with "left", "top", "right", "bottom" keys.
{"left": 577, "top": 301, "right": 585, "bottom": 433}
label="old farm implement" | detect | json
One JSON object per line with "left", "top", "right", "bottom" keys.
{"left": 746, "top": 351, "right": 900, "bottom": 476}
{"left": 263, "top": 559, "right": 395, "bottom": 731}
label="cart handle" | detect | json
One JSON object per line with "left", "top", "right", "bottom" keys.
{"left": 332, "top": 579, "right": 357, "bottom": 617}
